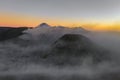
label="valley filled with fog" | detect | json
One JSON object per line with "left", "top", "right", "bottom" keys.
{"left": 0, "top": 23, "right": 120, "bottom": 80}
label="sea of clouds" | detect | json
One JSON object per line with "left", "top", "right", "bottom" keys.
{"left": 0, "top": 26, "right": 120, "bottom": 80}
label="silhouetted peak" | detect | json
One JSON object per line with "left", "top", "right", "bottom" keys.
{"left": 40, "top": 23, "right": 49, "bottom": 26}
{"left": 36, "top": 23, "right": 51, "bottom": 28}
{"left": 53, "top": 34, "right": 91, "bottom": 47}
{"left": 53, "top": 34, "right": 92, "bottom": 50}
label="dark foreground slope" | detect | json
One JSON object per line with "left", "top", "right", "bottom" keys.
{"left": 0, "top": 27, "right": 28, "bottom": 41}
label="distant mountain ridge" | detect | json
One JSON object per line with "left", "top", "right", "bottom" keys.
{"left": 0, "top": 23, "right": 88, "bottom": 41}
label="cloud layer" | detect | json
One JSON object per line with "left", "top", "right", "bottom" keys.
{"left": 0, "top": 26, "right": 120, "bottom": 80}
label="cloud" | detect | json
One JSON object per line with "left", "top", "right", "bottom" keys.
{"left": 0, "top": 26, "right": 120, "bottom": 79}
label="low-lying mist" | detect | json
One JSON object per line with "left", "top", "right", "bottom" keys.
{"left": 0, "top": 26, "right": 120, "bottom": 80}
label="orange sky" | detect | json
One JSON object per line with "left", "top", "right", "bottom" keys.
{"left": 0, "top": 13, "right": 120, "bottom": 31}
{"left": 0, "top": 13, "right": 80, "bottom": 27}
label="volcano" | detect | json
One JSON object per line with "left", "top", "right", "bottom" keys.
{"left": 45, "top": 34, "right": 110, "bottom": 65}
{"left": 36, "top": 23, "right": 51, "bottom": 28}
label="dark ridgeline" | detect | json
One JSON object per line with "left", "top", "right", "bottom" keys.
{"left": 0, "top": 27, "right": 28, "bottom": 41}
{"left": 44, "top": 34, "right": 110, "bottom": 65}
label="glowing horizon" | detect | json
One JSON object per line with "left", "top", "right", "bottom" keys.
{"left": 0, "top": 0, "right": 120, "bottom": 31}
{"left": 1, "top": 12, "right": 120, "bottom": 31}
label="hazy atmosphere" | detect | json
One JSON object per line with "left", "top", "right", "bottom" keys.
{"left": 0, "top": 0, "right": 120, "bottom": 31}
{"left": 0, "top": 0, "right": 120, "bottom": 80}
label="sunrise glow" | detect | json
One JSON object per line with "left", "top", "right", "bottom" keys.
{"left": 0, "top": 0, "right": 120, "bottom": 31}
{"left": 1, "top": 12, "right": 120, "bottom": 31}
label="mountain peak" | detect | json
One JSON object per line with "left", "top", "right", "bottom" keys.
{"left": 45, "top": 34, "right": 110, "bottom": 65}
{"left": 36, "top": 23, "right": 51, "bottom": 28}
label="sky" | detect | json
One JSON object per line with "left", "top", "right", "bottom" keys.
{"left": 0, "top": 0, "right": 120, "bottom": 31}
